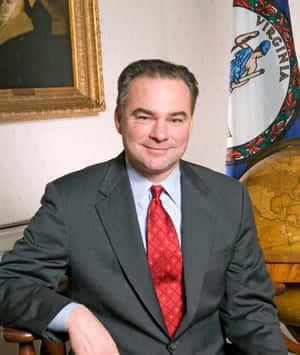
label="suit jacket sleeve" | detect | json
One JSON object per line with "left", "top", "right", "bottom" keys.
{"left": 219, "top": 184, "right": 287, "bottom": 354}
{"left": 0, "top": 182, "right": 73, "bottom": 341}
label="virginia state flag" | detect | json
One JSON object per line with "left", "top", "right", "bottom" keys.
{"left": 226, "top": 0, "right": 300, "bottom": 179}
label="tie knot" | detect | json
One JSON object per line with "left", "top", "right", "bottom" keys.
{"left": 151, "top": 185, "right": 163, "bottom": 199}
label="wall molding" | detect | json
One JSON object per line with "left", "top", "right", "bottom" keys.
{"left": 0, "top": 224, "right": 27, "bottom": 260}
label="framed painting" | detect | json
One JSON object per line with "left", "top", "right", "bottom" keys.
{"left": 0, "top": 0, "right": 105, "bottom": 123}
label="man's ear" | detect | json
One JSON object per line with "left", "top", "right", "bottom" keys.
{"left": 114, "top": 107, "right": 122, "bottom": 134}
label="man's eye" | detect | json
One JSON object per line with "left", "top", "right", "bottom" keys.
{"left": 171, "top": 118, "right": 183, "bottom": 124}
{"left": 137, "top": 116, "right": 149, "bottom": 120}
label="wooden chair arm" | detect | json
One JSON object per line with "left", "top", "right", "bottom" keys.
{"left": 2, "top": 327, "right": 37, "bottom": 355}
{"left": 2, "top": 327, "right": 66, "bottom": 355}
{"left": 1, "top": 276, "right": 68, "bottom": 355}
{"left": 2, "top": 327, "right": 37, "bottom": 343}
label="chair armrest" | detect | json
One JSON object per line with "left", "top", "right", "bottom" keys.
{"left": 2, "top": 327, "right": 37, "bottom": 343}
{"left": 1, "top": 276, "right": 68, "bottom": 355}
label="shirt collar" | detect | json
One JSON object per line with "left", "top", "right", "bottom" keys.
{"left": 126, "top": 162, "right": 181, "bottom": 206}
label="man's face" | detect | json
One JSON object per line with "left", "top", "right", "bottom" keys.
{"left": 0, "top": 0, "right": 21, "bottom": 27}
{"left": 115, "top": 76, "right": 194, "bottom": 182}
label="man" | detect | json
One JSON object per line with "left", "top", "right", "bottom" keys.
{"left": 0, "top": 59, "right": 287, "bottom": 354}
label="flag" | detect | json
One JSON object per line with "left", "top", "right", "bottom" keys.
{"left": 226, "top": 0, "right": 300, "bottom": 179}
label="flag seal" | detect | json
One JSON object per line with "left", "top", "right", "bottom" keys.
{"left": 226, "top": 0, "right": 300, "bottom": 165}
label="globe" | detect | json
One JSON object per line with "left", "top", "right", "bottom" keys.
{"left": 240, "top": 139, "right": 300, "bottom": 328}
{"left": 240, "top": 142, "right": 300, "bottom": 255}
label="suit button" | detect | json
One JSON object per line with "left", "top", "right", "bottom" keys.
{"left": 168, "top": 342, "right": 177, "bottom": 353}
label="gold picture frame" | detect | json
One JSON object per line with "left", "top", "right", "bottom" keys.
{"left": 0, "top": 0, "right": 105, "bottom": 123}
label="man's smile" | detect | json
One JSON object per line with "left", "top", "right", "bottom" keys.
{"left": 143, "top": 145, "right": 172, "bottom": 153}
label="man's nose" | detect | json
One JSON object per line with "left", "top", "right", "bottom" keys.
{"left": 149, "top": 120, "right": 169, "bottom": 141}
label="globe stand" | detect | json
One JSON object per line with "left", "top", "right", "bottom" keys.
{"left": 284, "top": 327, "right": 300, "bottom": 355}
{"left": 266, "top": 254, "right": 300, "bottom": 354}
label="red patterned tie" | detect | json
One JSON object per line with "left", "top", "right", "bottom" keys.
{"left": 147, "top": 185, "right": 184, "bottom": 337}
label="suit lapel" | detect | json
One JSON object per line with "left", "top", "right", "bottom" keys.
{"left": 94, "top": 154, "right": 168, "bottom": 335}
{"left": 94, "top": 155, "right": 216, "bottom": 338}
{"left": 175, "top": 161, "right": 216, "bottom": 337}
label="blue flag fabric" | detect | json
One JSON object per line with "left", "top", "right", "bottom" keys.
{"left": 226, "top": 0, "right": 300, "bottom": 179}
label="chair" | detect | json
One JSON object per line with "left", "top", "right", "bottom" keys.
{"left": 2, "top": 328, "right": 66, "bottom": 355}
{"left": 2, "top": 276, "right": 68, "bottom": 355}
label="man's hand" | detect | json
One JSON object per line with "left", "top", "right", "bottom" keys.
{"left": 67, "top": 305, "right": 120, "bottom": 355}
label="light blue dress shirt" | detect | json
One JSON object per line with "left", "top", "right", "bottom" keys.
{"left": 48, "top": 163, "right": 182, "bottom": 332}
{"left": 127, "top": 163, "right": 182, "bottom": 250}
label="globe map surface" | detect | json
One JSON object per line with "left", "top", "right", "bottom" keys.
{"left": 240, "top": 145, "right": 300, "bottom": 256}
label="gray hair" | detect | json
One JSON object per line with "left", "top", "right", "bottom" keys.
{"left": 117, "top": 59, "right": 199, "bottom": 115}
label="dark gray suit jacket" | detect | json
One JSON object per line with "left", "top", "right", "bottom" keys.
{"left": 0, "top": 153, "right": 287, "bottom": 354}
